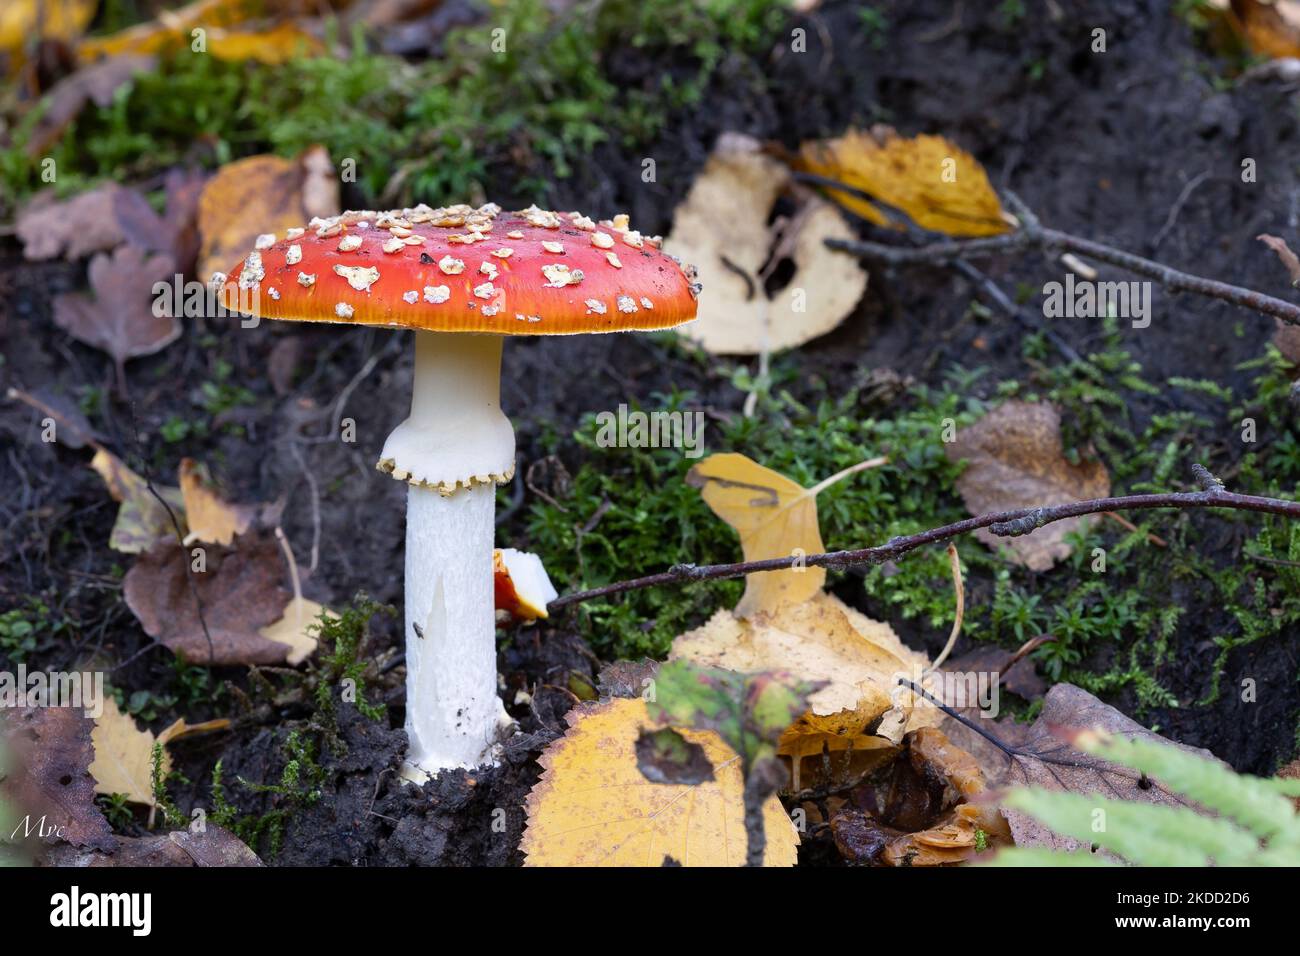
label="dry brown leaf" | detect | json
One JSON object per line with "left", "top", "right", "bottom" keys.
{"left": 113, "top": 168, "right": 208, "bottom": 275}
{"left": 1275, "top": 320, "right": 1300, "bottom": 367}
{"left": 686, "top": 452, "right": 827, "bottom": 617}
{"left": 943, "top": 635, "right": 1052, "bottom": 701}
{"left": 89, "top": 449, "right": 187, "bottom": 553}
{"left": 0, "top": 706, "right": 116, "bottom": 853}
{"left": 6, "top": 386, "right": 101, "bottom": 450}
{"left": 993, "top": 684, "right": 1215, "bottom": 857}
{"left": 521, "top": 697, "right": 798, "bottom": 866}
{"left": 1258, "top": 233, "right": 1300, "bottom": 287}
{"left": 1229, "top": 0, "right": 1300, "bottom": 58}
{"left": 1255, "top": 235, "right": 1300, "bottom": 365}
{"left": 671, "top": 591, "right": 937, "bottom": 742}
{"left": 196, "top": 146, "right": 339, "bottom": 281}
{"left": 53, "top": 244, "right": 182, "bottom": 390}
{"left": 946, "top": 401, "right": 1111, "bottom": 571}
{"left": 46, "top": 825, "right": 263, "bottom": 867}
{"left": 664, "top": 133, "right": 867, "bottom": 355}
{"left": 179, "top": 458, "right": 259, "bottom": 546}
{"left": 17, "top": 184, "right": 139, "bottom": 261}
{"left": 123, "top": 532, "right": 292, "bottom": 665}
{"left": 798, "top": 125, "right": 1011, "bottom": 236}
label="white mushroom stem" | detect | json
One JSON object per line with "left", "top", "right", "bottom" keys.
{"left": 403, "top": 482, "right": 505, "bottom": 774}
{"left": 381, "top": 331, "right": 515, "bottom": 777}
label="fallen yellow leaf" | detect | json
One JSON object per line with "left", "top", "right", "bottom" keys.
{"left": 258, "top": 595, "right": 327, "bottom": 666}
{"left": 0, "top": 0, "right": 96, "bottom": 54}
{"left": 90, "top": 698, "right": 162, "bottom": 807}
{"left": 90, "top": 449, "right": 186, "bottom": 553}
{"left": 798, "top": 125, "right": 1010, "bottom": 237}
{"left": 179, "top": 458, "right": 258, "bottom": 546}
{"left": 687, "top": 452, "right": 825, "bottom": 617}
{"left": 521, "top": 697, "right": 798, "bottom": 867}
{"left": 90, "top": 696, "right": 231, "bottom": 812}
{"left": 205, "top": 22, "right": 324, "bottom": 63}
{"left": 672, "top": 591, "right": 935, "bottom": 738}
{"left": 664, "top": 133, "right": 867, "bottom": 355}
{"left": 77, "top": 0, "right": 314, "bottom": 62}
{"left": 196, "top": 146, "right": 339, "bottom": 283}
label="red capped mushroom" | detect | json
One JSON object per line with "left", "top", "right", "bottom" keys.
{"left": 217, "top": 203, "right": 698, "bottom": 776}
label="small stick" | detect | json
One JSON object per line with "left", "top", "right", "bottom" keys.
{"left": 928, "top": 543, "right": 965, "bottom": 670}
{"left": 1102, "top": 511, "right": 1167, "bottom": 548}
{"left": 813, "top": 179, "right": 1300, "bottom": 327}
{"left": 804, "top": 455, "right": 889, "bottom": 498}
{"left": 274, "top": 526, "right": 304, "bottom": 630}
{"left": 828, "top": 224, "right": 1300, "bottom": 327}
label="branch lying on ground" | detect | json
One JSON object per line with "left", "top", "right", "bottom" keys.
{"left": 822, "top": 189, "right": 1300, "bottom": 327}
{"left": 547, "top": 465, "right": 1298, "bottom": 612}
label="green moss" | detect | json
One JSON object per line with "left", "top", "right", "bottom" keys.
{"left": 523, "top": 330, "right": 1300, "bottom": 729}
{"left": 525, "top": 367, "right": 979, "bottom": 660}
{"left": 0, "top": 599, "right": 69, "bottom": 664}
{"left": 310, "top": 592, "right": 393, "bottom": 727}
{"left": 210, "top": 729, "right": 326, "bottom": 858}
{"left": 150, "top": 742, "right": 185, "bottom": 828}
{"left": 1, "top": 0, "right": 789, "bottom": 211}
{"left": 196, "top": 595, "right": 390, "bottom": 857}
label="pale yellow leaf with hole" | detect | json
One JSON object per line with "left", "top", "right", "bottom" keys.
{"left": 799, "top": 126, "right": 1010, "bottom": 237}
{"left": 90, "top": 449, "right": 186, "bottom": 553}
{"left": 259, "top": 596, "right": 329, "bottom": 666}
{"left": 179, "top": 458, "right": 258, "bottom": 546}
{"left": 664, "top": 133, "right": 867, "bottom": 355}
{"left": 686, "top": 452, "right": 826, "bottom": 618}
{"left": 521, "top": 697, "right": 797, "bottom": 867}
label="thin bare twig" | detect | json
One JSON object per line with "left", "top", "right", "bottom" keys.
{"left": 547, "top": 465, "right": 1298, "bottom": 612}
{"left": 128, "top": 403, "right": 216, "bottom": 666}
{"left": 826, "top": 211, "right": 1300, "bottom": 327}
{"left": 288, "top": 440, "right": 321, "bottom": 574}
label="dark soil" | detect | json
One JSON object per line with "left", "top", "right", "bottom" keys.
{"left": 3, "top": 0, "right": 1300, "bottom": 865}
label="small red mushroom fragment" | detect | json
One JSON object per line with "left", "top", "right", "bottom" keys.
{"left": 493, "top": 548, "right": 559, "bottom": 623}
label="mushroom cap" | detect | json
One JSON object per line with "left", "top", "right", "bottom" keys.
{"left": 216, "top": 203, "right": 700, "bottom": 334}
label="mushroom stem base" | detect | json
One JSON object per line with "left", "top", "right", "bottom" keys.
{"left": 402, "top": 481, "right": 510, "bottom": 776}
